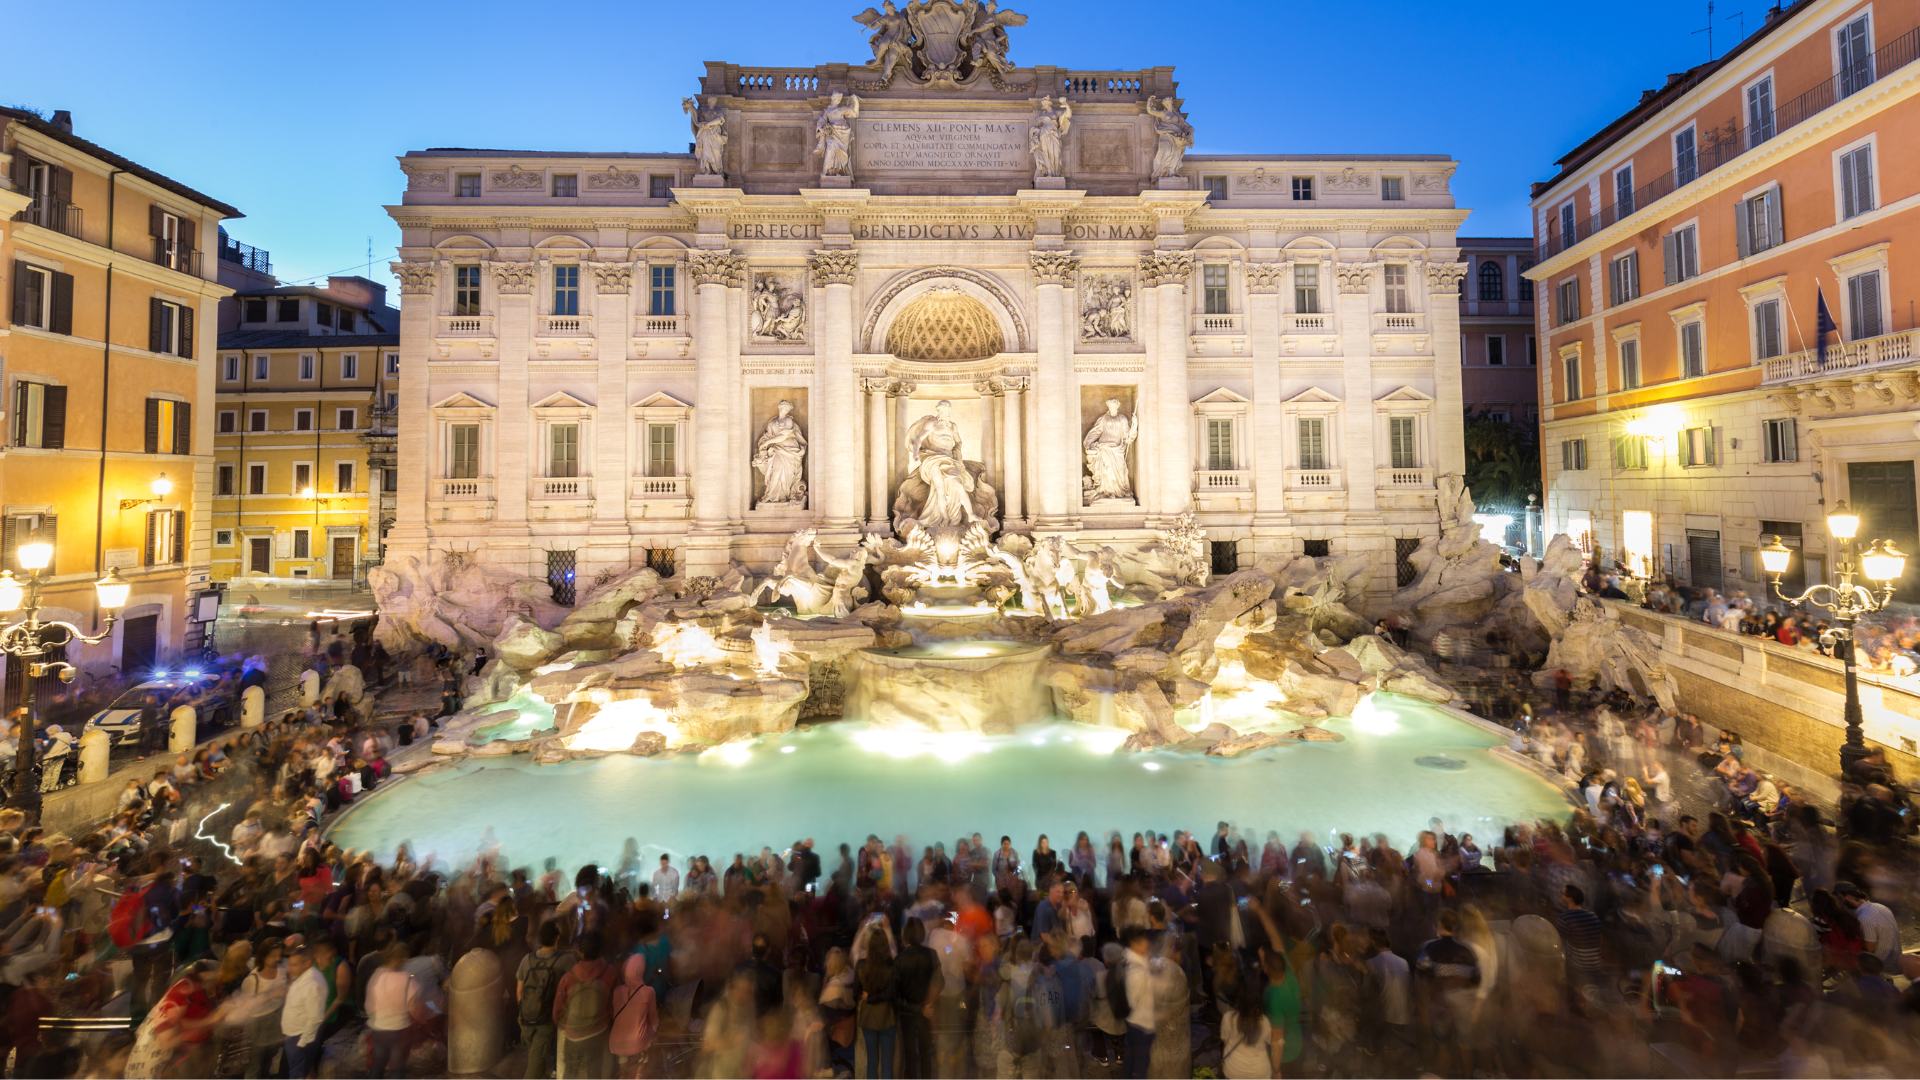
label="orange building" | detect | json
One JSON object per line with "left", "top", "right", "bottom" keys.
{"left": 0, "top": 108, "right": 238, "bottom": 690}
{"left": 1530, "top": 0, "right": 1920, "bottom": 600}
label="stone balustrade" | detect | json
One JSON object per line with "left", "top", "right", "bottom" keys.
{"left": 1760, "top": 326, "right": 1920, "bottom": 385}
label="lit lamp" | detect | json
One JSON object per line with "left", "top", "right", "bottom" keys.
{"left": 1760, "top": 504, "right": 1907, "bottom": 774}
{"left": 0, "top": 538, "right": 127, "bottom": 820}
{"left": 118, "top": 473, "right": 174, "bottom": 511}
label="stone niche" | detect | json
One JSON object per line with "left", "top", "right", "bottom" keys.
{"left": 1074, "top": 127, "right": 1137, "bottom": 174}
{"left": 1079, "top": 384, "right": 1140, "bottom": 507}
{"left": 750, "top": 124, "right": 809, "bottom": 170}
{"left": 749, "top": 386, "right": 810, "bottom": 511}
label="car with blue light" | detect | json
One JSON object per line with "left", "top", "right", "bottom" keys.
{"left": 82, "top": 669, "right": 237, "bottom": 749}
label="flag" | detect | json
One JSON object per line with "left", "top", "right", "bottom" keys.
{"left": 1815, "top": 287, "right": 1838, "bottom": 368}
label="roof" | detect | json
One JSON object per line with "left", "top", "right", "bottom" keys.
{"left": 413, "top": 148, "right": 691, "bottom": 159}
{"left": 1532, "top": 0, "right": 1811, "bottom": 198}
{"left": 216, "top": 330, "right": 398, "bottom": 350}
{"left": 0, "top": 106, "right": 242, "bottom": 218}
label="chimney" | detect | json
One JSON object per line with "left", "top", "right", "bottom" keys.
{"left": 48, "top": 110, "right": 72, "bottom": 134}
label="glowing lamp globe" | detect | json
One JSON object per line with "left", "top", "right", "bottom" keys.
{"left": 1827, "top": 502, "right": 1861, "bottom": 541}
{"left": 1758, "top": 535, "right": 1793, "bottom": 578}
{"left": 94, "top": 569, "right": 131, "bottom": 611}
{"left": 151, "top": 473, "right": 173, "bottom": 498}
{"left": 15, "top": 540, "right": 53, "bottom": 572}
{"left": 1861, "top": 540, "right": 1907, "bottom": 585}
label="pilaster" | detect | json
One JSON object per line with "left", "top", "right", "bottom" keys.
{"left": 589, "top": 261, "right": 634, "bottom": 528}
{"left": 1425, "top": 260, "right": 1468, "bottom": 481}
{"left": 1335, "top": 259, "right": 1378, "bottom": 514}
{"left": 387, "top": 261, "right": 435, "bottom": 550}
{"left": 689, "top": 249, "right": 744, "bottom": 533}
{"left": 812, "top": 249, "right": 860, "bottom": 529}
{"left": 1144, "top": 250, "right": 1195, "bottom": 519}
{"left": 1246, "top": 260, "right": 1289, "bottom": 526}
{"left": 492, "top": 260, "right": 535, "bottom": 531}
{"left": 1029, "top": 249, "right": 1078, "bottom": 526}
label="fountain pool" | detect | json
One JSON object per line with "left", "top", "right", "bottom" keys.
{"left": 331, "top": 694, "right": 1569, "bottom": 876}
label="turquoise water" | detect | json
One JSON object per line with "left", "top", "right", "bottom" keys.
{"left": 469, "top": 687, "right": 558, "bottom": 744}
{"left": 333, "top": 694, "right": 1570, "bottom": 875}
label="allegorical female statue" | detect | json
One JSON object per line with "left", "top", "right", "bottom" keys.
{"left": 753, "top": 400, "right": 807, "bottom": 506}
{"left": 814, "top": 92, "right": 862, "bottom": 178}
{"left": 893, "top": 399, "right": 998, "bottom": 532}
{"left": 1082, "top": 397, "right": 1138, "bottom": 502}
{"left": 682, "top": 96, "right": 728, "bottom": 176}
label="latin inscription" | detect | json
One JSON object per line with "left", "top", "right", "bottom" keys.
{"left": 854, "top": 221, "right": 1033, "bottom": 240}
{"left": 856, "top": 118, "right": 1029, "bottom": 172}
{"left": 730, "top": 222, "right": 822, "bottom": 240}
{"left": 1066, "top": 223, "right": 1154, "bottom": 240}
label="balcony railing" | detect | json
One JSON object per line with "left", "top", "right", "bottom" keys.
{"left": 1372, "top": 311, "right": 1426, "bottom": 334}
{"left": 151, "top": 240, "right": 200, "bottom": 276}
{"left": 437, "top": 314, "right": 496, "bottom": 338}
{"left": 535, "top": 476, "right": 591, "bottom": 499}
{"left": 1378, "top": 466, "right": 1432, "bottom": 487}
{"left": 433, "top": 477, "right": 493, "bottom": 500}
{"left": 1760, "top": 326, "right": 1920, "bottom": 385}
{"left": 1537, "top": 24, "right": 1920, "bottom": 261}
{"left": 1193, "top": 312, "right": 1244, "bottom": 334}
{"left": 632, "top": 475, "right": 690, "bottom": 499}
{"left": 539, "top": 313, "right": 593, "bottom": 336}
{"left": 217, "top": 233, "right": 272, "bottom": 276}
{"left": 1284, "top": 312, "right": 1332, "bottom": 333}
{"left": 1286, "top": 468, "right": 1340, "bottom": 489}
{"left": 22, "top": 196, "right": 82, "bottom": 239}
{"left": 1194, "top": 469, "right": 1249, "bottom": 491}
{"left": 634, "top": 313, "right": 686, "bottom": 336}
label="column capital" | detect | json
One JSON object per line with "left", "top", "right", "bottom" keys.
{"left": 1424, "top": 259, "right": 1468, "bottom": 295}
{"left": 1245, "top": 260, "right": 1291, "bottom": 294}
{"left": 809, "top": 249, "right": 859, "bottom": 287}
{"left": 1028, "top": 250, "right": 1080, "bottom": 286}
{"left": 391, "top": 261, "right": 435, "bottom": 295}
{"left": 489, "top": 260, "right": 536, "bottom": 294}
{"left": 1334, "top": 261, "right": 1375, "bottom": 294}
{"left": 860, "top": 375, "right": 894, "bottom": 395}
{"left": 1139, "top": 250, "right": 1195, "bottom": 288}
{"left": 687, "top": 249, "right": 746, "bottom": 287}
{"left": 587, "top": 261, "right": 633, "bottom": 294}
{"left": 991, "top": 373, "right": 1031, "bottom": 393}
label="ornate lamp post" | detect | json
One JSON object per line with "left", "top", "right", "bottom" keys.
{"left": 0, "top": 537, "right": 131, "bottom": 820}
{"left": 1759, "top": 501, "right": 1908, "bottom": 775}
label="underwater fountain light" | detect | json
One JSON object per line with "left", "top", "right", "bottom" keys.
{"left": 566, "top": 698, "right": 680, "bottom": 753}
{"left": 1350, "top": 693, "right": 1401, "bottom": 736}
{"left": 651, "top": 620, "right": 726, "bottom": 668}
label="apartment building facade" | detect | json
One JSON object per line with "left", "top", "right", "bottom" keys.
{"left": 0, "top": 107, "right": 237, "bottom": 683}
{"left": 1458, "top": 236, "right": 1538, "bottom": 423}
{"left": 213, "top": 274, "right": 399, "bottom": 583}
{"left": 1530, "top": 0, "right": 1920, "bottom": 602}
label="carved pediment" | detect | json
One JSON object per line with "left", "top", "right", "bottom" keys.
{"left": 1285, "top": 386, "right": 1341, "bottom": 405}
{"left": 432, "top": 392, "right": 495, "bottom": 411}
{"left": 532, "top": 391, "right": 595, "bottom": 410}
{"left": 1193, "top": 386, "right": 1252, "bottom": 405}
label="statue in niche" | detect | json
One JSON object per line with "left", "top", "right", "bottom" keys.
{"left": 1144, "top": 95, "right": 1193, "bottom": 181}
{"left": 1028, "top": 95, "right": 1071, "bottom": 179}
{"left": 751, "top": 275, "right": 806, "bottom": 341}
{"left": 753, "top": 400, "right": 808, "bottom": 506}
{"left": 682, "top": 96, "right": 728, "bottom": 176}
{"left": 1082, "top": 398, "right": 1138, "bottom": 502}
{"left": 893, "top": 399, "right": 998, "bottom": 532}
{"left": 814, "top": 92, "right": 862, "bottom": 177}
{"left": 1079, "top": 275, "right": 1132, "bottom": 341}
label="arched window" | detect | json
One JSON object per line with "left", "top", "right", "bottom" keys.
{"left": 1478, "top": 260, "right": 1504, "bottom": 301}
{"left": 1518, "top": 260, "right": 1535, "bottom": 301}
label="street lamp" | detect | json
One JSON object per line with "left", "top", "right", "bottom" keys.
{"left": 0, "top": 538, "right": 129, "bottom": 820}
{"left": 1760, "top": 500, "right": 1909, "bottom": 774}
{"left": 118, "top": 473, "right": 173, "bottom": 512}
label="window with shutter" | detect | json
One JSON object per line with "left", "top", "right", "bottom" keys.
{"left": 49, "top": 271, "right": 71, "bottom": 335}
{"left": 1848, "top": 271, "right": 1884, "bottom": 340}
{"left": 1839, "top": 145, "right": 1875, "bottom": 220}
{"left": 172, "top": 510, "right": 185, "bottom": 564}
{"left": 41, "top": 385, "right": 64, "bottom": 449}
{"left": 1754, "top": 300, "right": 1784, "bottom": 360}
{"left": 144, "top": 399, "right": 161, "bottom": 454}
{"left": 1837, "top": 16, "right": 1873, "bottom": 96}
{"left": 1681, "top": 321, "right": 1706, "bottom": 378}
{"left": 1619, "top": 339, "right": 1641, "bottom": 389}
{"left": 173, "top": 402, "right": 190, "bottom": 454}
{"left": 1763, "top": 418, "right": 1797, "bottom": 463}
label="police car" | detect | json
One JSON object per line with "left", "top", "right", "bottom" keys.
{"left": 83, "top": 670, "right": 236, "bottom": 748}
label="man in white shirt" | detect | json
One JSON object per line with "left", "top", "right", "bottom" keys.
{"left": 1645, "top": 761, "right": 1673, "bottom": 805}
{"left": 1840, "top": 882, "right": 1902, "bottom": 969}
{"left": 280, "top": 946, "right": 328, "bottom": 1079}
{"left": 650, "top": 853, "right": 680, "bottom": 905}
{"left": 1119, "top": 927, "right": 1156, "bottom": 1079}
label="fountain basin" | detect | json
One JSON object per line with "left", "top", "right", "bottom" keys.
{"left": 843, "top": 639, "right": 1053, "bottom": 733}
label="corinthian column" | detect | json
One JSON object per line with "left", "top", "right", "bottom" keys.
{"left": 689, "top": 250, "right": 744, "bottom": 530}
{"left": 1426, "top": 259, "right": 1469, "bottom": 480}
{"left": 387, "top": 261, "right": 435, "bottom": 552}
{"left": 811, "top": 249, "right": 860, "bottom": 530}
{"left": 862, "top": 376, "right": 892, "bottom": 530}
{"left": 1246, "top": 260, "right": 1288, "bottom": 529}
{"left": 1144, "top": 250, "right": 1195, "bottom": 517}
{"left": 1029, "top": 250, "right": 1078, "bottom": 526}
{"left": 1335, "top": 260, "right": 1378, "bottom": 514}
{"left": 999, "top": 375, "right": 1027, "bottom": 527}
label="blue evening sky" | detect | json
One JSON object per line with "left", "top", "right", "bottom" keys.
{"left": 8, "top": 0, "right": 1748, "bottom": 290}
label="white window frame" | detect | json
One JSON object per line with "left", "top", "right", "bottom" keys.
{"left": 293, "top": 407, "right": 315, "bottom": 432}
{"left": 1380, "top": 174, "right": 1405, "bottom": 201}
{"left": 335, "top": 460, "right": 355, "bottom": 493}
{"left": 1612, "top": 162, "right": 1635, "bottom": 216}
{"left": 1557, "top": 200, "right": 1577, "bottom": 245}
{"left": 217, "top": 409, "right": 237, "bottom": 434}
{"left": 1833, "top": 133, "right": 1880, "bottom": 222}
{"left": 1555, "top": 276, "right": 1581, "bottom": 325}
{"left": 1672, "top": 122, "right": 1699, "bottom": 185}
{"left": 1666, "top": 219, "right": 1701, "bottom": 284}
{"left": 246, "top": 462, "right": 267, "bottom": 495}
{"left": 1762, "top": 417, "right": 1798, "bottom": 464}
{"left": 215, "top": 463, "right": 235, "bottom": 496}
{"left": 1485, "top": 334, "right": 1506, "bottom": 366}
{"left": 1744, "top": 71, "right": 1777, "bottom": 146}
{"left": 633, "top": 397, "right": 692, "bottom": 480}
{"left": 1832, "top": 10, "right": 1876, "bottom": 95}
{"left": 1291, "top": 262, "right": 1321, "bottom": 315}
{"left": 1384, "top": 413, "right": 1422, "bottom": 469}
{"left": 1612, "top": 323, "right": 1642, "bottom": 390}
{"left": 386, "top": 352, "right": 400, "bottom": 376}
{"left": 298, "top": 353, "right": 315, "bottom": 381}
{"left": 1735, "top": 181, "right": 1784, "bottom": 257}
{"left": 291, "top": 461, "right": 314, "bottom": 494}
{"left": 214, "top": 529, "right": 233, "bottom": 547}
{"left": 1561, "top": 438, "right": 1589, "bottom": 472}
{"left": 1828, "top": 243, "right": 1891, "bottom": 342}
{"left": 1192, "top": 394, "right": 1249, "bottom": 473}
{"left": 221, "top": 355, "right": 240, "bottom": 382}
{"left": 1381, "top": 262, "right": 1412, "bottom": 314}
{"left": 1670, "top": 301, "right": 1708, "bottom": 380}
{"left": 1560, "top": 345, "right": 1583, "bottom": 402}
{"left": 340, "top": 353, "right": 359, "bottom": 380}
{"left": 1609, "top": 251, "right": 1639, "bottom": 307}
{"left": 434, "top": 397, "right": 496, "bottom": 482}
{"left": 252, "top": 355, "right": 269, "bottom": 381}
{"left": 1740, "top": 275, "right": 1790, "bottom": 362}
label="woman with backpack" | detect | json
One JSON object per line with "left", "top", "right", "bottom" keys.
{"left": 855, "top": 925, "right": 899, "bottom": 1078}
{"left": 552, "top": 931, "right": 617, "bottom": 1079}
{"left": 608, "top": 953, "right": 658, "bottom": 1079}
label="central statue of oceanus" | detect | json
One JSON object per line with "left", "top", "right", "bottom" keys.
{"left": 892, "top": 399, "right": 998, "bottom": 534}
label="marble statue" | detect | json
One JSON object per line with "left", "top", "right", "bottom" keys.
{"left": 893, "top": 400, "right": 998, "bottom": 532}
{"left": 1080, "top": 275, "right": 1132, "bottom": 341}
{"left": 1028, "top": 95, "right": 1071, "bottom": 178}
{"left": 815, "top": 93, "right": 861, "bottom": 177}
{"left": 816, "top": 536, "right": 878, "bottom": 616}
{"left": 753, "top": 400, "right": 808, "bottom": 506}
{"left": 856, "top": 0, "right": 1026, "bottom": 87}
{"left": 1082, "top": 398, "right": 1138, "bottom": 502}
{"left": 1084, "top": 546, "right": 1117, "bottom": 614}
{"left": 1023, "top": 538, "right": 1066, "bottom": 618}
{"left": 751, "top": 274, "right": 806, "bottom": 341}
{"left": 682, "top": 96, "right": 728, "bottom": 176}
{"left": 960, "top": 0, "right": 1027, "bottom": 82}
{"left": 853, "top": 2, "right": 915, "bottom": 84}
{"left": 1144, "top": 95, "right": 1193, "bottom": 181}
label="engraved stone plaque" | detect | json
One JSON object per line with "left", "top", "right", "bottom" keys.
{"left": 855, "top": 117, "right": 1030, "bottom": 172}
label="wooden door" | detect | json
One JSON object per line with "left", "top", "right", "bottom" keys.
{"left": 248, "top": 537, "right": 271, "bottom": 574}
{"left": 331, "top": 537, "right": 355, "bottom": 580}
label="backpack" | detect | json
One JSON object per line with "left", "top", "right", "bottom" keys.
{"left": 109, "top": 885, "right": 152, "bottom": 949}
{"left": 1006, "top": 982, "right": 1044, "bottom": 1056}
{"left": 561, "top": 975, "right": 610, "bottom": 1038}
{"left": 518, "top": 952, "right": 566, "bottom": 1027}
{"left": 1105, "top": 962, "right": 1131, "bottom": 1023}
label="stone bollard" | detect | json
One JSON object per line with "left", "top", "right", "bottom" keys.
{"left": 241, "top": 685, "right": 265, "bottom": 728}
{"left": 77, "top": 727, "right": 111, "bottom": 785}
{"left": 299, "top": 669, "right": 320, "bottom": 707}
{"left": 445, "top": 946, "right": 504, "bottom": 1076}
{"left": 168, "top": 706, "right": 197, "bottom": 752}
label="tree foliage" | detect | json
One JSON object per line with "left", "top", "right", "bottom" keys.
{"left": 1462, "top": 411, "right": 1541, "bottom": 511}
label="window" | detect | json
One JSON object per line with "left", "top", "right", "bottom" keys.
{"left": 1613, "top": 164, "right": 1635, "bottom": 216}
{"left": 1562, "top": 439, "right": 1589, "bottom": 471}
{"left": 337, "top": 408, "right": 356, "bottom": 430}
{"left": 454, "top": 264, "right": 482, "bottom": 315}
{"left": 1477, "top": 261, "right": 1503, "bottom": 301}
{"left": 216, "top": 464, "right": 234, "bottom": 496}
{"left": 1746, "top": 75, "right": 1776, "bottom": 145}
{"left": 252, "top": 355, "right": 269, "bottom": 381}
{"left": 649, "top": 175, "right": 673, "bottom": 199}
{"left": 1613, "top": 435, "right": 1648, "bottom": 470}
{"left": 1737, "top": 187, "right": 1783, "bottom": 257}
{"left": 1558, "top": 202, "right": 1577, "bottom": 246}
{"left": 144, "top": 398, "right": 189, "bottom": 454}
{"left": 247, "top": 463, "right": 266, "bottom": 494}
{"left": 1847, "top": 270, "right": 1885, "bottom": 340}
{"left": 298, "top": 354, "right": 315, "bottom": 381}
{"left": 292, "top": 462, "right": 312, "bottom": 493}
{"left": 243, "top": 297, "right": 267, "bottom": 322}
{"left": 1381, "top": 176, "right": 1404, "bottom": 201}
{"left": 383, "top": 468, "right": 397, "bottom": 493}
{"left": 1674, "top": 127, "right": 1698, "bottom": 185}
{"left": 548, "top": 549, "right": 578, "bottom": 606}
{"left": 215, "top": 530, "right": 232, "bottom": 547}
{"left": 1619, "top": 338, "right": 1641, "bottom": 389}
{"left": 145, "top": 509, "right": 183, "bottom": 566}
{"left": 1763, "top": 418, "right": 1798, "bottom": 463}
{"left": 1555, "top": 279, "right": 1580, "bottom": 325}
{"left": 277, "top": 297, "right": 299, "bottom": 322}
{"left": 455, "top": 172, "right": 481, "bottom": 198}
{"left": 1837, "top": 15, "right": 1873, "bottom": 97}
{"left": 221, "top": 355, "right": 240, "bottom": 382}
{"left": 447, "top": 423, "right": 480, "bottom": 479}
{"left": 292, "top": 529, "right": 310, "bottom": 559}
{"left": 1562, "top": 352, "right": 1582, "bottom": 401}
{"left": 314, "top": 303, "right": 332, "bottom": 328}
{"left": 1663, "top": 224, "right": 1699, "bottom": 284}
{"left": 337, "top": 310, "right": 354, "bottom": 333}
{"left": 1753, "top": 298, "right": 1784, "bottom": 360}
{"left": 386, "top": 392, "right": 398, "bottom": 410}
{"left": 294, "top": 408, "right": 314, "bottom": 432}
{"left": 1518, "top": 261, "right": 1534, "bottom": 301}
{"left": 11, "top": 381, "right": 66, "bottom": 449}
{"left": 1, "top": 513, "right": 55, "bottom": 572}
{"left": 1679, "top": 426, "right": 1717, "bottom": 468}
{"left": 549, "top": 422, "right": 580, "bottom": 478}
{"left": 1609, "top": 252, "right": 1639, "bottom": 306}
{"left": 1291, "top": 176, "right": 1313, "bottom": 201}
{"left": 1203, "top": 175, "right": 1227, "bottom": 202}
{"left": 1487, "top": 336, "right": 1506, "bottom": 366}
{"left": 386, "top": 352, "right": 400, "bottom": 376}
{"left": 218, "top": 410, "right": 237, "bottom": 433}
{"left": 1388, "top": 416, "right": 1418, "bottom": 469}
{"left": 649, "top": 265, "right": 676, "bottom": 316}
{"left": 148, "top": 298, "right": 192, "bottom": 358}
{"left": 1382, "top": 264, "right": 1411, "bottom": 314}
{"left": 341, "top": 354, "right": 358, "bottom": 380}
{"left": 1205, "top": 418, "right": 1235, "bottom": 470}
{"left": 1681, "top": 319, "right": 1706, "bottom": 378}
{"left": 247, "top": 410, "right": 267, "bottom": 433}
{"left": 1839, "top": 143, "right": 1876, "bottom": 220}
{"left": 553, "top": 264, "right": 580, "bottom": 316}
{"left": 646, "top": 423, "right": 678, "bottom": 477}
{"left": 1202, "top": 263, "right": 1229, "bottom": 315}
{"left": 1395, "top": 538, "right": 1420, "bottom": 587}
{"left": 1297, "top": 417, "right": 1327, "bottom": 470}
{"left": 336, "top": 461, "right": 355, "bottom": 491}
{"left": 1302, "top": 539, "right": 1330, "bottom": 557}
{"left": 552, "top": 173, "right": 578, "bottom": 198}
{"left": 1293, "top": 264, "right": 1319, "bottom": 314}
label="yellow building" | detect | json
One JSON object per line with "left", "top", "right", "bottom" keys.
{"left": 213, "top": 275, "right": 398, "bottom": 583}
{"left": 0, "top": 107, "right": 237, "bottom": 686}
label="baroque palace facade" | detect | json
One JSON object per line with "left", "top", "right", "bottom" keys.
{"left": 384, "top": 5, "right": 1470, "bottom": 596}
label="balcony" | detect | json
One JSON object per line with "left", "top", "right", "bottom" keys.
{"left": 21, "top": 196, "right": 83, "bottom": 240}
{"left": 1193, "top": 469, "right": 1249, "bottom": 491}
{"left": 152, "top": 239, "right": 200, "bottom": 276}
{"left": 1372, "top": 311, "right": 1425, "bottom": 334}
{"left": 434, "top": 477, "right": 492, "bottom": 499}
{"left": 1761, "top": 326, "right": 1919, "bottom": 386}
{"left": 632, "top": 475, "right": 689, "bottom": 499}
{"left": 1192, "top": 312, "right": 1244, "bottom": 334}
{"left": 217, "top": 231, "right": 272, "bottom": 276}
{"left": 633, "top": 313, "right": 686, "bottom": 336}
{"left": 538, "top": 313, "right": 594, "bottom": 337}
{"left": 535, "top": 476, "right": 591, "bottom": 499}
{"left": 436, "top": 313, "right": 496, "bottom": 339}
{"left": 1377, "top": 466, "right": 1432, "bottom": 488}
{"left": 1284, "top": 312, "right": 1332, "bottom": 333}
{"left": 1286, "top": 468, "right": 1340, "bottom": 489}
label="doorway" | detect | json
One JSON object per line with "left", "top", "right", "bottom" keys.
{"left": 248, "top": 537, "right": 271, "bottom": 574}
{"left": 331, "top": 537, "right": 355, "bottom": 580}
{"left": 121, "top": 614, "right": 159, "bottom": 677}
{"left": 1847, "top": 460, "right": 1920, "bottom": 599}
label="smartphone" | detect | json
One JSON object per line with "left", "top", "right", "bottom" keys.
{"left": 1649, "top": 864, "right": 1665, "bottom": 878}
{"left": 292, "top": 901, "right": 305, "bottom": 910}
